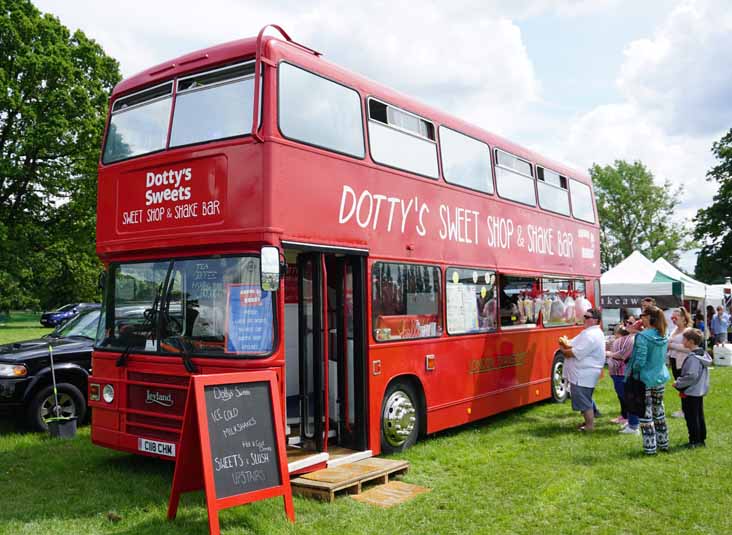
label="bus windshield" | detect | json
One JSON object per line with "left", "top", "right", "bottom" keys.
{"left": 95, "top": 255, "right": 274, "bottom": 357}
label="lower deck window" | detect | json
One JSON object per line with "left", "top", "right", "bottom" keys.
{"left": 372, "top": 262, "right": 441, "bottom": 341}
{"left": 446, "top": 267, "right": 497, "bottom": 334}
{"left": 542, "top": 278, "right": 588, "bottom": 326}
{"left": 499, "top": 274, "right": 541, "bottom": 329}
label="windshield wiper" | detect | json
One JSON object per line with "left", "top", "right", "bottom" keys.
{"left": 117, "top": 276, "right": 167, "bottom": 368}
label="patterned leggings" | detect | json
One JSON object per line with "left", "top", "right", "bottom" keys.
{"left": 639, "top": 385, "right": 668, "bottom": 454}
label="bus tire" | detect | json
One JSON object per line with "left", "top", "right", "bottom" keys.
{"left": 551, "top": 353, "right": 569, "bottom": 403}
{"left": 380, "top": 379, "right": 420, "bottom": 454}
{"left": 27, "top": 383, "right": 86, "bottom": 432}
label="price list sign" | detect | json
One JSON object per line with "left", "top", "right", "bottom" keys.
{"left": 168, "top": 371, "right": 294, "bottom": 534}
{"left": 225, "top": 284, "right": 274, "bottom": 354}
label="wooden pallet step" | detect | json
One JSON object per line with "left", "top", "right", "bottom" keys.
{"left": 290, "top": 458, "right": 409, "bottom": 502}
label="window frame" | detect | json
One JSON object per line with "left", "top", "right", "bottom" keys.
{"left": 493, "top": 148, "right": 537, "bottom": 207}
{"left": 371, "top": 261, "right": 442, "bottom": 343}
{"left": 276, "top": 60, "right": 366, "bottom": 161}
{"left": 438, "top": 125, "right": 494, "bottom": 195}
{"left": 536, "top": 165, "right": 571, "bottom": 217}
{"left": 102, "top": 81, "right": 175, "bottom": 165}
{"left": 95, "top": 253, "right": 278, "bottom": 359}
{"left": 168, "top": 60, "right": 260, "bottom": 151}
{"left": 366, "top": 96, "right": 440, "bottom": 180}
{"left": 569, "top": 178, "right": 597, "bottom": 223}
{"left": 445, "top": 266, "right": 498, "bottom": 336}
{"left": 497, "top": 273, "right": 542, "bottom": 331}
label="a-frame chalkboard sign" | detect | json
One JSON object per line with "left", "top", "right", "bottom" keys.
{"left": 167, "top": 371, "right": 294, "bottom": 533}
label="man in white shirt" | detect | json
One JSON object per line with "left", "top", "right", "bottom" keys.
{"left": 559, "top": 308, "right": 606, "bottom": 431}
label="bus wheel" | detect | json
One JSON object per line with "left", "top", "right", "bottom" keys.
{"left": 551, "top": 354, "right": 569, "bottom": 403}
{"left": 380, "top": 380, "right": 419, "bottom": 454}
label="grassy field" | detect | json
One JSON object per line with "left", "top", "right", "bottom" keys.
{"left": 0, "top": 311, "right": 53, "bottom": 344}
{"left": 2, "top": 317, "right": 732, "bottom": 534}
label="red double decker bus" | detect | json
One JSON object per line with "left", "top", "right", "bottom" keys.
{"left": 90, "top": 26, "right": 600, "bottom": 473}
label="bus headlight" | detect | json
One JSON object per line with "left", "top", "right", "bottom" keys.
{"left": 0, "top": 364, "right": 27, "bottom": 378}
{"left": 102, "top": 384, "right": 115, "bottom": 403}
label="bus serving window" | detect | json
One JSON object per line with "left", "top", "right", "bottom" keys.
{"left": 169, "top": 62, "right": 256, "bottom": 148}
{"left": 446, "top": 268, "right": 497, "bottom": 335}
{"left": 541, "top": 278, "right": 588, "bottom": 326}
{"left": 439, "top": 127, "right": 493, "bottom": 194}
{"left": 537, "top": 167, "right": 570, "bottom": 216}
{"left": 372, "top": 262, "right": 441, "bottom": 341}
{"left": 498, "top": 274, "right": 541, "bottom": 329}
{"left": 570, "top": 178, "right": 596, "bottom": 223}
{"left": 103, "top": 82, "right": 173, "bottom": 164}
{"left": 278, "top": 62, "right": 365, "bottom": 158}
{"left": 97, "top": 256, "right": 274, "bottom": 357}
{"left": 367, "top": 98, "right": 439, "bottom": 179}
{"left": 495, "top": 149, "right": 536, "bottom": 206}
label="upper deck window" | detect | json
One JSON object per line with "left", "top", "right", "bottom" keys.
{"left": 439, "top": 126, "right": 493, "bottom": 194}
{"left": 569, "top": 178, "right": 596, "bottom": 223}
{"left": 494, "top": 149, "right": 536, "bottom": 206}
{"left": 367, "top": 98, "right": 439, "bottom": 179}
{"left": 103, "top": 82, "right": 173, "bottom": 164}
{"left": 537, "top": 166, "right": 570, "bottom": 216}
{"left": 278, "top": 62, "right": 365, "bottom": 158}
{"left": 169, "top": 62, "right": 256, "bottom": 148}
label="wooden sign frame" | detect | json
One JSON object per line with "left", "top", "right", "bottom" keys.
{"left": 167, "top": 371, "right": 294, "bottom": 534}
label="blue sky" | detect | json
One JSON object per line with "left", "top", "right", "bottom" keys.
{"left": 33, "top": 0, "right": 730, "bottom": 272}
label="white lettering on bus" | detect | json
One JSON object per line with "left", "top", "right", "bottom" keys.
{"left": 439, "top": 205, "right": 480, "bottom": 244}
{"left": 145, "top": 167, "right": 193, "bottom": 207}
{"left": 485, "top": 216, "right": 514, "bottom": 249}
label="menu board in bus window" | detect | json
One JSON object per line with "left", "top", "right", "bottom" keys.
{"left": 225, "top": 284, "right": 273, "bottom": 353}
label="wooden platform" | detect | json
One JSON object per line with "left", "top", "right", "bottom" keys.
{"left": 290, "top": 457, "right": 409, "bottom": 502}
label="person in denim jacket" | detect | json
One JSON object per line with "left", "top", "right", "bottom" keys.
{"left": 625, "top": 306, "right": 670, "bottom": 455}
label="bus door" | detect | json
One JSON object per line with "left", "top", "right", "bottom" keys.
{"left": 286, "top": 249, "right": 367, "bottom": 454}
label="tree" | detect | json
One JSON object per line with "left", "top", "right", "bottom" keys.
{"left": 590, "top": 160, "right": 694, "bottom": 271}
{"left": 694, "top": 129, "right": 732, "bottom": 283}
{"left": 0, "top": 1, "right": 121, "bottom": 311}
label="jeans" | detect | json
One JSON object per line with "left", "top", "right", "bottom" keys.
{"left": 611, "top": 375, "right": 639, "bottom": 428}
{"left": 681, "top": 395, "right": 706, "bottom": 445}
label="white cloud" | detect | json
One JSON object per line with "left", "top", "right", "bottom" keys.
{"left": 617, "top": 0, "right": 732, "bottom": 136}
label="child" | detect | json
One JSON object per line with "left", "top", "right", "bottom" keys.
{"left": 673, "top": 328, "right": 712, "bottom": 448}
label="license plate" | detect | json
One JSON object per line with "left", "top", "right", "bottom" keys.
{"left": 138, "top": 438, "right": 176, "bottom": 457}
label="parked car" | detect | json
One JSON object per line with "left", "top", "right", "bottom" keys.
{"left": 0, "top": 308, "right": 100, "bottom": 431}
{"left": 40, "top": 302, "right": 100, "bottom": 327}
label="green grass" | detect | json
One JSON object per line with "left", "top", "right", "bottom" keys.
{"left": 2, "top": 318, "right": 731, "bottom": 534}
{"left": 0, "top": 311, "right": 53, "bottom": 344}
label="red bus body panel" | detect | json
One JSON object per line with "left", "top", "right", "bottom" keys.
{"left": 93, "top": 33, "right": 600, "bottom": 461}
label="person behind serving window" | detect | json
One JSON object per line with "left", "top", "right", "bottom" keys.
{"left": 626, "top": 306, "right": 670, "bottom": 455}
{"left": 559, "top": 308, "right": 605, "bottom": 431}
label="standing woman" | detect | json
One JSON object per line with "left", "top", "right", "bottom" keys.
{"left": 606, "top": 324, "right": 635, "bottom": 427}
{"left": 668, "top": 307, "right": 692, "bottom": 418}
{"left": 625, "top": 306, "right": 670, "bottom": 455}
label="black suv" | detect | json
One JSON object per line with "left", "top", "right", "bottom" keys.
{"left": 0, "top": 308, "right": 100, "bottom": 431}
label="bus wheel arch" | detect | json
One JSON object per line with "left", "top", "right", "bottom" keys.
{"left": 551, "top": 352, "right": 569, "bottom": 403}
{"left": 379, "top": 375, "right": 425, "bottom": 454}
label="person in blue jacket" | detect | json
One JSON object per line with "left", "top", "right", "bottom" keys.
{"left": 626, "top": 306, "right": 670, "bottom": 455}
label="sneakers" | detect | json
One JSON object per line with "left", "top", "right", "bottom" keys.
{"left": 671, "top": 411, "right": 684, "bottom": 418}
{"left": 619, "top": 425, "right": 640, "bottom": 435}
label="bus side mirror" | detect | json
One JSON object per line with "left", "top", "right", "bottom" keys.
{"left": 261, "top": 246, "right": 280, "bottom": 292}
{"left": 98, "top": 271, "right": 107, "bottom": 291}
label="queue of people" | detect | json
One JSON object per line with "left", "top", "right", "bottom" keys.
{"left": 560, "top": 298, "right": 713, "bottom": 454}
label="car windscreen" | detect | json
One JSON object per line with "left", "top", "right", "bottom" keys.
{"left": 56, "top": 310, "right": 100, "bottom": 339}
{"left": 96, "top": 255, "right": 274, "bottom": 358}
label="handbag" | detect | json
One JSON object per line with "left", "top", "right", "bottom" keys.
{"left": 624, "top": 375, "right": 646, "bottom": 416}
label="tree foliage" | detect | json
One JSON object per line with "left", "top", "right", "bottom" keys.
{"left": 590, "top": 160, "right": 694, "bottom": 272}
{"left": 694, "top": 129, "right": 732, "bottom": 283}
{"left": 0, "top": 0, "right": 120, "bottom": 312}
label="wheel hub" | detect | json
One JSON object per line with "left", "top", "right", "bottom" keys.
{"left": 553, "top": 361, "right": 568, "bottom": 398}
{"left": 40, "top": 392, "right": 76, "bottom": 421}
{"left": 382, "top": 390, "right": 416, "bottom": 447}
